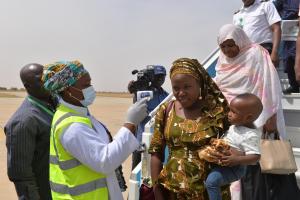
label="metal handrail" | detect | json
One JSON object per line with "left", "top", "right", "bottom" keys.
{"left": 128, "top": 19, "right": 300, "bottom": 199}
{"left": 201, "top": 47, "right": 220, "bottom": 66}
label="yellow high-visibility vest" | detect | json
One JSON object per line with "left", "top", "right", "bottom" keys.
{"left": 49, "top": 104, "right": 109, "bottom": 200}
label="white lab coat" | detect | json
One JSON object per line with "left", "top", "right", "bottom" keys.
{"left": 59, "top": 100, "right": 139, "bottom": 200}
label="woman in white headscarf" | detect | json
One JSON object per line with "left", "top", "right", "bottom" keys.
{"left": 215, "top": 24, "right": 285, "bottom": 138}
{"left": 214, "top": 24, "right": 287, "bottom": 200}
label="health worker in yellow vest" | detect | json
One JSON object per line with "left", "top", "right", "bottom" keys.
{"left": 42, "top": 60, "right": 148, "bottom": 200}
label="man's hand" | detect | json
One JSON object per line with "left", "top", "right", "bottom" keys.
{"left": 270, "top": 52, "right": 279, "bottom": 67}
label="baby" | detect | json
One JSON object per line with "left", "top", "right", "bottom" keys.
{"left": 200, "top": 93, "right": 263, "bottom": 200}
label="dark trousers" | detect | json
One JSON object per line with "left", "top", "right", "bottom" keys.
{"left": 241, "top": 164, "right": 269, "bottom": 200}
{"left": 241, "top": 164, "right": 300, "bottom": 200}
{"left": 284, "top": 55, "right": 299, "bottom": 90}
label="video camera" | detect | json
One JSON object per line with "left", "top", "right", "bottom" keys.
{"left": 130, "top": 65, "right": 156, "bottom": 91}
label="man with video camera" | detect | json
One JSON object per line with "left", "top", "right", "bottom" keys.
{"left": 128, "top": 65, "right": 169, "bottom": 170}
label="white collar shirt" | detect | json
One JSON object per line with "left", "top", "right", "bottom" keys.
{"left": 58, "top": 99, "right": 139, "bottom": 199}
{"left": 233, "top": 0, "right": 281, "bottom": 44}
{"left": 224, "top": 125, "right": 261, "bottom": 155}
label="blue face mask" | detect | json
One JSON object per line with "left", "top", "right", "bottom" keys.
{"left": 80, "top": 86, "right": 96, "bottom": 107}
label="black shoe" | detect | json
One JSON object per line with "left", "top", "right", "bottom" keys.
{"left": 283, "top": 87, "right": 300, "bottom": 94}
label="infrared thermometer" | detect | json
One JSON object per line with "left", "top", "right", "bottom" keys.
{"left": 137, "top": 90, "right": 153, "bottom": 101}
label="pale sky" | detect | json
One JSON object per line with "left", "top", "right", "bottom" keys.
{"left": 0, "top": 0, "right": 241, "bottom": 92}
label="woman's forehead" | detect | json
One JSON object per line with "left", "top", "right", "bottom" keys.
{"left": 221, "top": 39, "right": 236, "bottom": 45}
{"left": 75, "top": 73, "right": 91, "bottom": 85}
{"left": 171, "top": 73, "right": 200, "bottom": 83}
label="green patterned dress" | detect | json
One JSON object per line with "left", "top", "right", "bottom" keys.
{"left": 149, "top": 100, "right": 231, "bottom": 200}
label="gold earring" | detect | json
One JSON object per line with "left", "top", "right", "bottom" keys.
{"left": 198, "top": 88, "right": 202, "bottom": 100}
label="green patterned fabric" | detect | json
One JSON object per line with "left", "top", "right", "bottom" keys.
{"left": 42, "top": 60, "right": 88, "bottom": 94}
{"left": 149, "top": 58, "right": 230, "bottom": 199}
{"left": 149, "top": 101, "right": 231, "bottom": 199}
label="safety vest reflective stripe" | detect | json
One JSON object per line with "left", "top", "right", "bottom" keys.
{"left": 50, "top": 105, "right": 109, "bottom": 199}
{"left": 51, "top": 112, "right": 87, "bottom": 168}
{"left": 49, "top": 178, "right": 107, "bottom": 196}
{"left": 49, "top": 155, "right": 81, "bottom": 170}
{"left": 52, "top": 112, "right": 86, "bottom": 131}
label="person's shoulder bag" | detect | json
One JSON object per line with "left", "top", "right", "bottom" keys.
{"left": 259, "top": 131, "right": 297, "bottom": 174}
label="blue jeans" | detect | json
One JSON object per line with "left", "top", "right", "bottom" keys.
{"left": 205, "top": 165, "right": 246, "bottom": 200}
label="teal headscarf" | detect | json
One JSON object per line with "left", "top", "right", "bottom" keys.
{"left": 42, "top": 60, "right": 88, "bottom": 94}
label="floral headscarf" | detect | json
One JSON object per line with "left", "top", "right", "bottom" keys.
{"left": 42, "top": 60, "right": 88, "bottom": 94}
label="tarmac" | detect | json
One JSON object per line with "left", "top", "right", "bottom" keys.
{"left": 0, "top": 91, "right": 133, "bottom": 199}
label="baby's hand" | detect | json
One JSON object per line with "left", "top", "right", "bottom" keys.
{"left": 221, "top": 149, "right": 232, "bottom": 156}
{"left": 198, "top": 146, "right": 222, "bottom": 163}
{"left": 221, "top": 154, "right": 240, "bottom": 167}
{"left": 208, "top": 148, "right": 223, "bottom": 159}
{"left": 198, "top": 145, "right": 230, "bottom": 165}
{"left": 229, "top": 147, "right": 245, "bottom": 156}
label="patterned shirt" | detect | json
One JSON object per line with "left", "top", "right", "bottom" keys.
{"left": 149, "top": 101, "right": 230, "bottom": 199}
